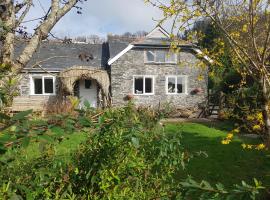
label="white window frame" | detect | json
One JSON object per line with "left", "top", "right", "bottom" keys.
{"left": 144, "top": 50, "right": 177, "bottom": 64}
{"left": 166, "top": 75, "right": 188, "bottom": 95}
{"left": 30, "top": 75, "right": 56, "bottom": 95}
{"left": 133, "top": 75, "right": 155, "bottom": 95}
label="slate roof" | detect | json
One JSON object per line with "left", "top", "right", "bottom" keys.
{"left": 14, "top": 41, "right": 110, "bottom": 72}
{"left": 107, "top": 38, "right": 129, "bottom": 58}
{"left": 8, "top": 39, "right": 129, "bottom": 72}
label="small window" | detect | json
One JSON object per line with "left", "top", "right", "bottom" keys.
{"left": 134, "top": 77, "right": 144, "bottom": 94}
{"left": 166, "top": 76, "right": 187, "bottom": 94}
{"left": 166, "top": 52, "right": 177, "bottom": 63}
{"left": 145, "top": 50, "right": 177, "bottom": 63}
{"left": 134, "top": 76, "right": 154, "bottom": 95}
{"left": 146, "top": 51, "right": 155, "bottom": 62}
{"left": 85, "top": 80, "right": 92, "bottom": 89}
{"left": 44, "top": 78, "right": 54, "bottom": 93}
{"left": 34, "top": 78, "right": 42, "bottom": 94}
{"left": 156, "top": 51, "right": 166, "bottom": 63}
{"left": 31, "top": 76, "right": 55, "bottom": 95}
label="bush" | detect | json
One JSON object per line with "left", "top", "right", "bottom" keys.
{"left": 71, "top": 103, "right": 185, "bottom": 199}
{"left": 0, "top": 103, "right": 265, "bottom": 199}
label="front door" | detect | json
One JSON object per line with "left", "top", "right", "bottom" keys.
{"left": 79, "top": 79, "right": 97, "bottom": 108}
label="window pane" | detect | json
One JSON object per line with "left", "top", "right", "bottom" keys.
{"left": 44, "top": 78, "right": 54, "bottom": 93}
{"left": 85, "top": 80, "right": 92, "bottom": 89}
{"left": 166, "top": 52, "right": 176, "bottom": 63}
{"left": 177, "top": 77, "right": 183, "bottom": 93}
{"left": 34, "top": 78, "right": 42, "bottom": 94}
{"left": 167, "top": 77, "right": 176, "bottom": 93}
{"left": 134, "top": 77, "right": 143, "bottom": 94}
{"left": 156, "top": 50, "right": 166, "bottom": 62}
{"left": 146, "top": 51, "right": 155, "bottom": 62}
{"left": 145, "top": 78, "right": 153, "bottom": 93}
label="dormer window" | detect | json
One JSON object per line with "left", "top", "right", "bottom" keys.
{"left": 145, "top": 50, "right": 177, "bottom": 64}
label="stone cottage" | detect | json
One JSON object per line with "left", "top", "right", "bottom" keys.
{"left": 12, "top": 26, "right": 210, "bottom": 113}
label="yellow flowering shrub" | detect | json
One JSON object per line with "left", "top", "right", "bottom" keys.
{"left": 241, "top": 143, "right": 266, "bottom": 150}
{"left": 221, "top": 128, "right": 267, "bottom": 151}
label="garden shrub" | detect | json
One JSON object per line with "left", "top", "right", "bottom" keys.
{"left": 71, "top": 103, "right": 186, "bottom": 199}
{"left": 0, "top": 103, "right": 265, "bottom": 199}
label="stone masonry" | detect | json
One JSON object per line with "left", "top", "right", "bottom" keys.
{"left": 111, "top": 48, "right": 208, "bottom": 109}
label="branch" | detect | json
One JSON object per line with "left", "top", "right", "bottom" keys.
{"left": 15, "top": 0, "right": 32, "bottom": 28}
{"left": 15, "top": 0, "right": 28, "bottom": 13}
{"left": 57, "top": 0, "right": 79, "bottom": 18}
{"left": 14, "top": 0, "right": 79, "bottom": 74}
{"left": 249, "top": 0, "right": 261, "bottom": 63}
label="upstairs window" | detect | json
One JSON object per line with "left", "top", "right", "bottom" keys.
{"left": 133, "top": 76, "right": 154, "bottom": 95}
{"left": 166, "top": 76, "right": 187, "bottom": 94}
{"left": 31, "top": 76, "right": 55, "bottom": 95}
{"left": 145, "top": 50, "right": 177, "bottom": 64}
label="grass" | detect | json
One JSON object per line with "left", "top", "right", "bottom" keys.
{"left": 2, "top": 121, "right": 270, "bottom": 198}
{"left": 165, "top": 122, "right": 270, "bottom": 190}
{"left": 2, "top": 131, "right": 88, "bottom": 166}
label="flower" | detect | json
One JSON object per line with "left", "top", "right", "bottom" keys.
{"left": 252, "top": 125, "right": 261, "bottom": 130}
{"left": 255, "top": 143, "right": 266, "bottom": 150}
{"left": 247, "top": 115, "right": 254, "bottom": 121}
{"left": 241, "top": 143, "right": 247, "bottom": 149}
{"left": 232, "top": 128, "right": 240, "bottom": 133}
{"left": 247, "top": 144, "right": 253, "bottom": 149}
{"left": 221, "top": 139, "right": 231, "bottom": 145}
{"left": 226, "top": 133, "right": 234, "bottom": 139}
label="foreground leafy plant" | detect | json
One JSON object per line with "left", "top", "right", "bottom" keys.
{"left": 181, "top": 177, "right": 264, "bottom": 200}
{"left": 71, "top": 103, "right": 187, "bottom": 199}
{"left": 0, "top": 103, "right": 265, "bottom": 199}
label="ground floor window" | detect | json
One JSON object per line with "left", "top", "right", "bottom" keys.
{"left": 133, "top": 76, "right": 154, "bottom": 95}
{"left": 166, "top": 76, "right": 187, "bottom": 94}
{"left": 31, "top": 75, "right": 55, "bottom": 95}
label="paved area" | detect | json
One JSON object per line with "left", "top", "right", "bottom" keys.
{"left": 160, "top": 118, "right": 218, "bottom": 123}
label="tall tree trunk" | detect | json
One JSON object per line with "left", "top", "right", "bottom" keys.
{"left": 261, "top": 77, "right": 270, "bottom": 145}
{"left": 0, "top": 0, "right": 15, "bottom": 65}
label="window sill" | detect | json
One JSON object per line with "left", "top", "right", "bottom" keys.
{"left": 166, "top": 93, "right": 188, "bottom": 95}
{"left": 30, "top": 94, "right": 56, "bottom": 96}
{"left": 144, "top": 62, "right": 177, "bottom": 65}
{"left": 133, "top": 93, "right": 155, "bottom": 96}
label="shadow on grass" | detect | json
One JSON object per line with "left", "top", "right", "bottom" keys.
{"left": 165, "top": 122, "right": 270, "bottom": 194}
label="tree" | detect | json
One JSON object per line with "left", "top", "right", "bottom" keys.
{"left": 146, "top": 0, "right": 270, "bottom": 142}
{"left": 0, "top": 0, "right": 85, "bottom": 74}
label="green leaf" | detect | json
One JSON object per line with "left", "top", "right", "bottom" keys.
{"left": 39, "top": 135, "right": 54, "bottom": 143}
{"left": 11, "top": 109, "right": 32, "bottom": 121}
{"left": 131, "top": 137, "right": 140, "bottom": 148}
{"left": 21, "top": 137, "right": 30, "bottom": 148}
{"left": 50, "top": 126, "right": 65, "bottom": 136}
{"left": 0, "top": 112, "right": 10, "bottom": 121}
{"left": 84, "top": 100, "right": 91, "bottom": 108}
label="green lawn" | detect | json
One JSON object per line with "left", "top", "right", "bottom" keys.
{"left": 165, "top": 122, "right": 270, "bottom": 191}
{"left": 3, "top": 121, "right": 270, "bottom": 198}
{"left": 2, "top": 131, "right": 88, "bottom": 166}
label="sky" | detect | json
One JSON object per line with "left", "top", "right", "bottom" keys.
{"left": 22, "top": 0, "right": 172, "bottom": 38}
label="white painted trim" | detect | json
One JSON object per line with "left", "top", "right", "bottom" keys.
{"left": 193, "top": 48, "right": 214, "bottom": 64}
{"left": 146, "top": 26, "right": 170, "bottom": 38}
{"left": 30, "top": 75, "right": 56, "bottom": 95}
{"left": 165, "top": 75, "right": 188, "bottom": 95}
{"left": 108, "top": 44, "right": 134, "bottom": 65}
{"left": 133, "top": 75, "right": 155, "bottom": 95}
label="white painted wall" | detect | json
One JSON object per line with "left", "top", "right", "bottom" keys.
{"left": 79, "top": 79, "right": 97, "bottom": 108}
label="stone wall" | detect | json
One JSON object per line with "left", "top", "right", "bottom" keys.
{"left": 111, "top": 49, "right": 208, "bottom": 110}
{"left": 13, "top": 73, "right": 60, "bottom": 111}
